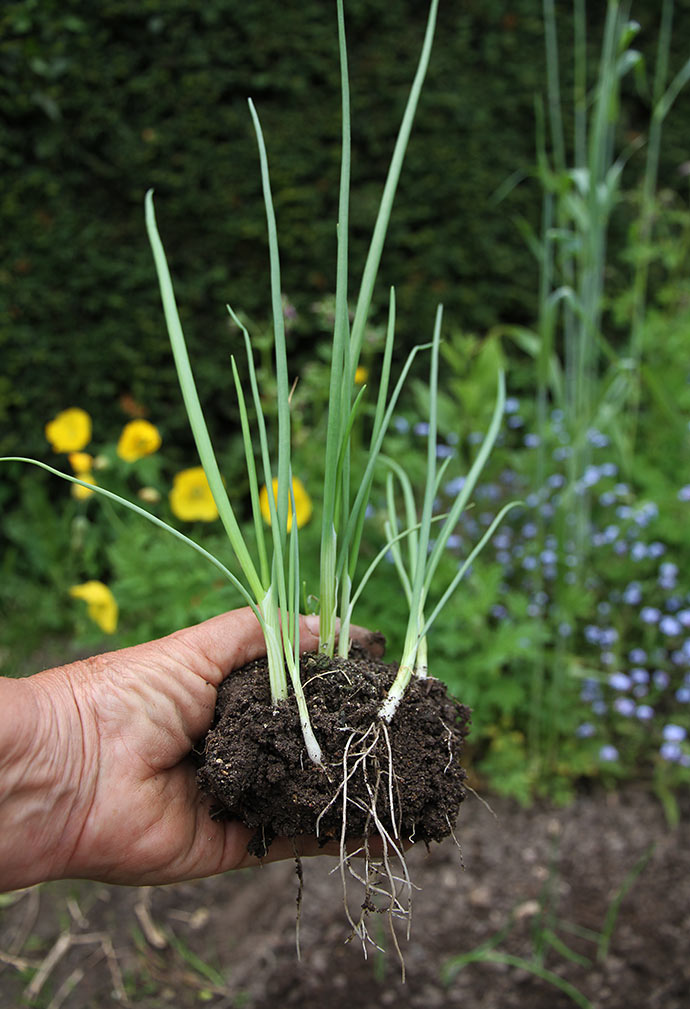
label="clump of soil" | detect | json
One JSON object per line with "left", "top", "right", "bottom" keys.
{"left": 196, "top": 645, "right": 471, "bottom": 857}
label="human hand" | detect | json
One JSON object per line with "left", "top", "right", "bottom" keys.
{"left": 0, "top": 608, "right": 384, "bottom": 891}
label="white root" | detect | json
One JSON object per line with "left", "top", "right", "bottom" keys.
{"left": 316, "top": 720, "right": 413, "bottom": 978}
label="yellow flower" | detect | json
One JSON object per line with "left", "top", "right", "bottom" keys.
{"left": 68, "top": 452, "right": 93, "bottom": 474}
{"left": 259, "top": 477, "right": 313, "bottom": 531}
{"left": 169, "top": 467, "right": 218, "bottom": 521}
{"left": 354, "top": 365, "right": 368, "bottom": 385}
{"left": 45, "top": 408, "right": 92, "bottom": 453}
{"left": 71, "top": 472, "right": 97, "bottom": 500}
{"left": 69, "top": 581, "right": 118, "bottom": 634}
{"left": 117, "top": 419, "right": 162, "bottom": 462}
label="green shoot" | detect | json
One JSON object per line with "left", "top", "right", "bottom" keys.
{"left": 319, "top": 0, "right": 440, "bottom": 659}
{"left": 377, "top": 312, "right": 513, "bottom": 723}
{"left": 2, "top": 0, "right": 506, "bottom": 770}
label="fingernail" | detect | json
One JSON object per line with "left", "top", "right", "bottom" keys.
{"left": 303, "top": 614, "right": 340, "bottom": 638}
{"left": 304, "top": 614, "right": 320, "bottom": 636}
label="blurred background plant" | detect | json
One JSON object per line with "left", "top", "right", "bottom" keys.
{"left": 1, "top": 0, "right": 689, "bottom": 809}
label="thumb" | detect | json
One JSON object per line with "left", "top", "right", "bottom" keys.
{"left": 166, "top": 607, "right": 326, "bottom": 682}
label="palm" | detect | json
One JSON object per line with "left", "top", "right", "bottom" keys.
{"left": 70, "top": 637, "right": 254, "bottom": 884}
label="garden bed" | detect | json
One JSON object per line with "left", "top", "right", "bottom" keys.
{"left": 1, "top": 786, "right": 688, "bottom": 1008}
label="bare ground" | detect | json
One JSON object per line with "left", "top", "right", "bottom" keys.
{"left": 1, "top": 785, "right": 689, "bottom": 1009}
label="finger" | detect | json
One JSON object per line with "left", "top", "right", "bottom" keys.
{"left": 169, "top": 608, "right": 324, "bottom": 683}
{"left": 167, "top": 608, "right": 383, "bottom": 687}
{"left": 348, "top": 624, "right": 386, "bottom": 658}
{"left": 165, "top": 606, "right": 266, "bottom": 678}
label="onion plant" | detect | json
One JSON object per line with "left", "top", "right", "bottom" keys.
{"left": 1, "top": 0, "right": 511, "bottom": 762}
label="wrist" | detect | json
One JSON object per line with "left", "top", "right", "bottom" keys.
{"left": 0, "top": 664, "right": 94, "bottom": 891}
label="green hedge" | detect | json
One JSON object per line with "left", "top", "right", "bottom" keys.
{"left": 1, "top": 0, "right": 688, "bottom": 456}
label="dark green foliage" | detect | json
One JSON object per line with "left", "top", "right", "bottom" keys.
{"left": 4, "top": 0, "right": 688, "bottom": 456}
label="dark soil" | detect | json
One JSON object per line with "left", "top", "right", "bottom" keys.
{"left": 2, "top": 787, "right": 689, "bottom": 1008}
{"left": 196, "top": 646, "right": 470, "bottom": 857}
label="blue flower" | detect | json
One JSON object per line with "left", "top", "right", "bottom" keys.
{"left": 660, "top": 615, "right": 682, "bottom": 636}
{"left": 678, "top": 485, "right": 690, "bottom": 501}
{"left": 585, "top": 625, "right": 602, "bottom": 645}
{"left": 623, "top": 583, "right": 643, "bottom": 605}
{"left": 676, "top": 687, "right": 690, "bottom": 703}
{"left": 635, "top": 705, "right": 654, "bottom": 720}
{"left": 653, "top": 670, "right": 670, "bottom": 689}
{"left": 599, "top": 744, "right": 619, "bottom": 762}
{"left": 629, "top": 648, "right": 647, "bottom": 664}
{"left": 659, "top": 561, "right": 678, "bottom": 583}
{"left": 582, "top": 465, "right": 601, "bottom": 487}
{"left": 640, "top": 607, "right": 661, "bottom": 624}
{"left": 414, "top": 421, "right": 430, "bottom": 436}
{"left": 393, "top": 416, "right": 410, "bottom": 433}
{"left": 587, "top": 428, "right": 609, "bottom": 448}
{"left": 575, "top": 722, "right": 595, "bottom": 738}
{"left": 660, "top": 741, "right": 683, "bottom": 762}
{"left": 599, "top": 627, "right": 619, "bottom": 647}
{"left": 630, "top": 667, "right": 649, "bottom": 684}
{"left": 663, "top": 724, "right": 687, "bottom": 742}
{"left": 609, "top": 672, "right": 632, "bottom": 691}
{"left": 581, "top": 678, "right": 601, "bottom": 701}
{"left": 614, "top": 698, "right": 635, "bottom": 716}
{"left": 504, "top": 397, "right": 520, "bottom": 414}
{"left": 444, "top": 476, "right": 466, "bottom": 496}
{"left": 630, "top": 542, "right": 648, "bottom": 562}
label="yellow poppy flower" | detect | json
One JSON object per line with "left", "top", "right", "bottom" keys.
{"left": 259, "top": 477, "right": 313, "bottom": 531}
{"left": 45, "top": 408, "right": 92, "bottom": 453}
{"left": 117, "top": 419, "right": 162, "bottom": 462}
{"left": 71, "top": 473, "right": 97, "bottom": 500}
{"left": 69, "top": 581, "right": 118, "bottom": 634}
{"left": 68, "top": 452, "right": 93, "bottom": 474}
{"left": 169, "top": 467, "right": 218, "bottom": 521}
{"left": 354, "top": 365, "right": 368, "bottom": 385}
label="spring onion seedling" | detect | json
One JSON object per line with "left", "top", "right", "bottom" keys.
{"left": 1, "top": 0, "right": 513, "bottom": 769}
